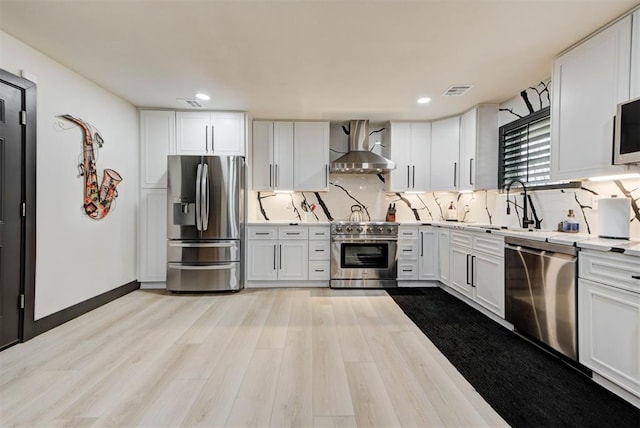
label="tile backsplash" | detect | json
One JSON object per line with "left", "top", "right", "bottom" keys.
{"left": 247, "top": 175, "right": 640, "bottom": 239}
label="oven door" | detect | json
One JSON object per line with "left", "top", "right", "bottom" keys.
{"left": 331, "top": 238, "right": 397, "bottom": 287}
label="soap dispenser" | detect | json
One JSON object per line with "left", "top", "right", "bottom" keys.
{"left": 445, "top": 201, "right": 457, "bottom": 221}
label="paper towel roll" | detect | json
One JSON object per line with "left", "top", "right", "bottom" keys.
{"left": 598, "top": 197, "right": 631, "bottom": 239}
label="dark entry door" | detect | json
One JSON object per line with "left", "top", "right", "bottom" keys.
{"left": 0, "top": 80, "right": 24, "bottom": 349}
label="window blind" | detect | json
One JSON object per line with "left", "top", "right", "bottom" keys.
{"left": 499, "top": 107, "right": 551, "bottom": 189}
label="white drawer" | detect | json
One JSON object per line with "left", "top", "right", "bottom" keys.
{"left": 398, "top": 241, "right": 419, "bottom": 261}
{"left": 278, "top": 226, "right": 308, "bottom": 240}
{"left": 247, "top": 226, "right": 277, "bottom": 240}
{"left": 309, "top": 226, "right": 330, "bottom": 240}
{"left": 397, "top": 261, "right": 419, "bottom": 280}
{"left": 309, "top": 261, "right": 330, "bottom": 280}
{"left": 450, "top": 231, "right": 472, "bottom": 248}
{"left": 398, "top": 226, "right": 419, "bottom": 240}
{"left": 473, "top": 234, "right": 504, "bottom": 257}
{"left": 309, "top": 241, "right": 330, "bottom": 260}
{"left": 579, "top": 250, "right": 640, "bottom": 293}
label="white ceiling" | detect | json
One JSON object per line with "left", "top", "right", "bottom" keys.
{"left": 1, "top": 0, "right": 638, "bottom": 121}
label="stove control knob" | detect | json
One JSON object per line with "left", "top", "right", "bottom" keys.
{"left": 377, "top": 226, "right": 384, "bottom": 233}
{"left": 387, "top": 227, "right": 394, "bottom": 234}
{"left": 367, "top": 226, "right": 373, "bottom": 233}
{"left": 335, "top": 226, "right": 343, "bottom": 233}
{"left": 356, "top": 226, "right": 363, "bottom": 233}
{"left": 346, "top": 226, "right": 353, "bottom": 232}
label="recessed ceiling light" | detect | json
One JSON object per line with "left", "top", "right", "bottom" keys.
{"left": 195, "top": 93, "right": 210, "bottom": 101}
{"left": 417, "top": 97, "right": 432, "bottom": 104}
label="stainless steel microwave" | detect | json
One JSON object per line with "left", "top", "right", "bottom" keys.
{"left": 614, "top": 96, "right": 640, "bottom": 164}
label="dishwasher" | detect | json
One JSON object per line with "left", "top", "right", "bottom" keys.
{"left": 504, "top": 236, "right": 578, "bottom": 360}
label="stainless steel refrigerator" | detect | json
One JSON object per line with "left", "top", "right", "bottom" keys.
{"left": 166, "top": 155, "right": 244, "bottom": 291}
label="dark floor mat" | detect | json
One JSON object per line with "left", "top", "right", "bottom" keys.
{"left": 387, "top": 287, "right": 640, "bottom": 428}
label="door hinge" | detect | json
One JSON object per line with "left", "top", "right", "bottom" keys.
{"left": 19, "top": 294, "right": 25, "bottom": 309}
{"left": 22, "top": 202, "right": 26, "bottom": 217}
{"left": 20, "top": 110, "right": 27, "bottom": 125}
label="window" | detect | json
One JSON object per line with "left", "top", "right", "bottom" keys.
{"left": 499, "top": 107, "right": 551, "bottom": 189}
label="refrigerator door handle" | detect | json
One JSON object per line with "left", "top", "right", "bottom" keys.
{"left": 168, "top": 263, "right": 235, "bottom": 271}
{"left": 195, "top": 163, "right": 203, "bottom": 231}
{"left": 169, "top": 241, "right": 237, "bottom": 248}
{"left": 201, "top": 162, "right": 210, "bottom": 231}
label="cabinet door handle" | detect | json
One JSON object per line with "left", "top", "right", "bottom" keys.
{"left": 279, "top": 244, "right": 282, "bottom": 270}
{"left": 453, "top": 162, "right": 457, "bottom": 188}
{"left": 205, "top": 126, "right": 209, "bottom": 152}
{"left": 325, "top": 164, "right": 329, "bottom": 187}
{"left": 466, "top": 254, "right": 471, "bottom": 285}
{"left": 471, "top": 255, "right": 476, "bottom": 287}
{"left": 632, "top": 275, "right": 640, "bottom": 280}
{"left": 273, "top": 244, "right": 277, "bottom": 269}
{"left": 407, "top": 165, "right": 410, "bottom": 189}
{"left": 420, "top": 232, "right": 424, "bottom": 256}
{"left": 275, "top": 164, "right": 279, "bottom": 188}
{"left": 412, "top": 165, "right": 416, "bottom": 188}
{"left": 269, "top": 164, "right": 273, "bottom": 187}
{"left": 469, "top": 158, "right": 474, "bottom": 185}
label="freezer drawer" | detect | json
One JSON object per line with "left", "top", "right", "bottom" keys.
{"left": 167, "top": 240, "right": 240, "bottom": 263}
{"left": 167, "top": 261, "right": 241, "bottom": 291}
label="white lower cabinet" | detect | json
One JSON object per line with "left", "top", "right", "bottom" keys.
{"left": 138, "top": 189, "right": 167, "bottom": 282}
{"left": 246, "top": 224, "right": 329, "bottom": 285}
{"left": 449, "top": 230, "right": 505, "bottom": 317}
{"left": 438, "top": 228, "right": 450, "bottom": 285}
{"left": 308, "top": 225, "right": 330, "bottom": 280}
{"left": 397, "top": 226, "right": 438, "bottom": 284}
{"left": 278, "top": 240, "right": 309, "bottom": 280}
{"left": 578, "top": 250, "right": 640, "bottom": 399}
{"left": 246, "top": 240, "right": 278, "bottom": 281}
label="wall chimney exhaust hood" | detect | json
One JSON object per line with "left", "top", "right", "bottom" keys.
{"left": 330, "top": 120, "right": 396, "bottom": 173}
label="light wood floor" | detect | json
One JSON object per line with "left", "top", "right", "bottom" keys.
{"left": 0, "top": 288, "right": 507, "bottom": 427}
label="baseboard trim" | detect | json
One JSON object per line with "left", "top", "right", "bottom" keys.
{"left": 30, "top": 280, "right": 140, "bottom": 338}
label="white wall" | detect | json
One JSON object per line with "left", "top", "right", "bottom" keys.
{"left": 0, "top": 31, "right": 139, "bottom": 319}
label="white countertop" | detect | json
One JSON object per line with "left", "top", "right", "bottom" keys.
{"left": 411, "top": 221, "right": 640, "bottom": 257}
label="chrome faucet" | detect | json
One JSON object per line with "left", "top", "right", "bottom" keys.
{"left": 505, "top": 179, "right": 535, "bottom": 229}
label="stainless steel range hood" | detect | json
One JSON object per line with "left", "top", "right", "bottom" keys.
{"left": 331, "top": 120, "right": 396, "bottom": 173}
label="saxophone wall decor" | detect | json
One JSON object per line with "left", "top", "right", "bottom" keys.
{"left": 58, "top": 114, "right": 123, "bottom": 220}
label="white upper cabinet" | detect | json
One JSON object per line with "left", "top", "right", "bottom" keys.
{"left": 388, "top": 122, "right": 431, "bottom": 192}
{"left": 430, "top": 116, "right": 461, "bottom": 191}
{"left": 551, "top": 16, "right": 632, "bottom": 180}
{"left": 459, "top": 105, "right": 499, "bottom": 191}
{"left": 252, "top": 120, "right": 329, "bottom": 192}
{"left": 176, "top": 111, "right": 245, "bottom": 156}
{"left": 139, "top": 109, "right": 175, "bottom": 188}
{"left": 252, "top": 121, "right": 294, "bottom": 191}
{"left": 632, "top": 10, "right": 640, "bottom": 99}
{"left": 294, "top": 121, "right": 330, "bottom": 191}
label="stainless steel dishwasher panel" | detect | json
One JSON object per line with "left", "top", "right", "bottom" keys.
{"left": 505, "top": 237, "right": 578, "bottom": 360}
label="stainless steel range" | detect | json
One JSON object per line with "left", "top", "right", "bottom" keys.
{"left": 330, "top": 222, "right": 398, "bottom": 288}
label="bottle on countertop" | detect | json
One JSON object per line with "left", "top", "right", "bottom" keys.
{"left": 561, "top": 209, "right": 579, "bottom": 233}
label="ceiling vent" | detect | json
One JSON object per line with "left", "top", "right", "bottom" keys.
{"left": 442, "top": 84, "right": 474, "bottom": 97}
{"left": 177, "top": 98, "right": 204, "bottom": 108}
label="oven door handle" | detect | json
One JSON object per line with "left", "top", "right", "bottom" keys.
{"left": 332, "top": 237, "right": 398, "bottom": 242}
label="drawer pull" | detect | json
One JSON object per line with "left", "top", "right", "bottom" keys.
{"left": 315, "top": 249, "right": 325, "bottom": 252}
{"left": 402, "top": 269, "right": 413, "bottom": 272}
{"left": 314, "top": 269, "right": 325, "bottom": 272}
{"left": 286, "top": 232, "right": 301, "bottom": 235}
{"left": 632, "top": 275, "right": 640, "bottom": 280}
{"left": 255, "top": 232, "right": 271, "bottom": 235}
{"left": 402, "top": 249, "right": 412, "bottom": 252}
